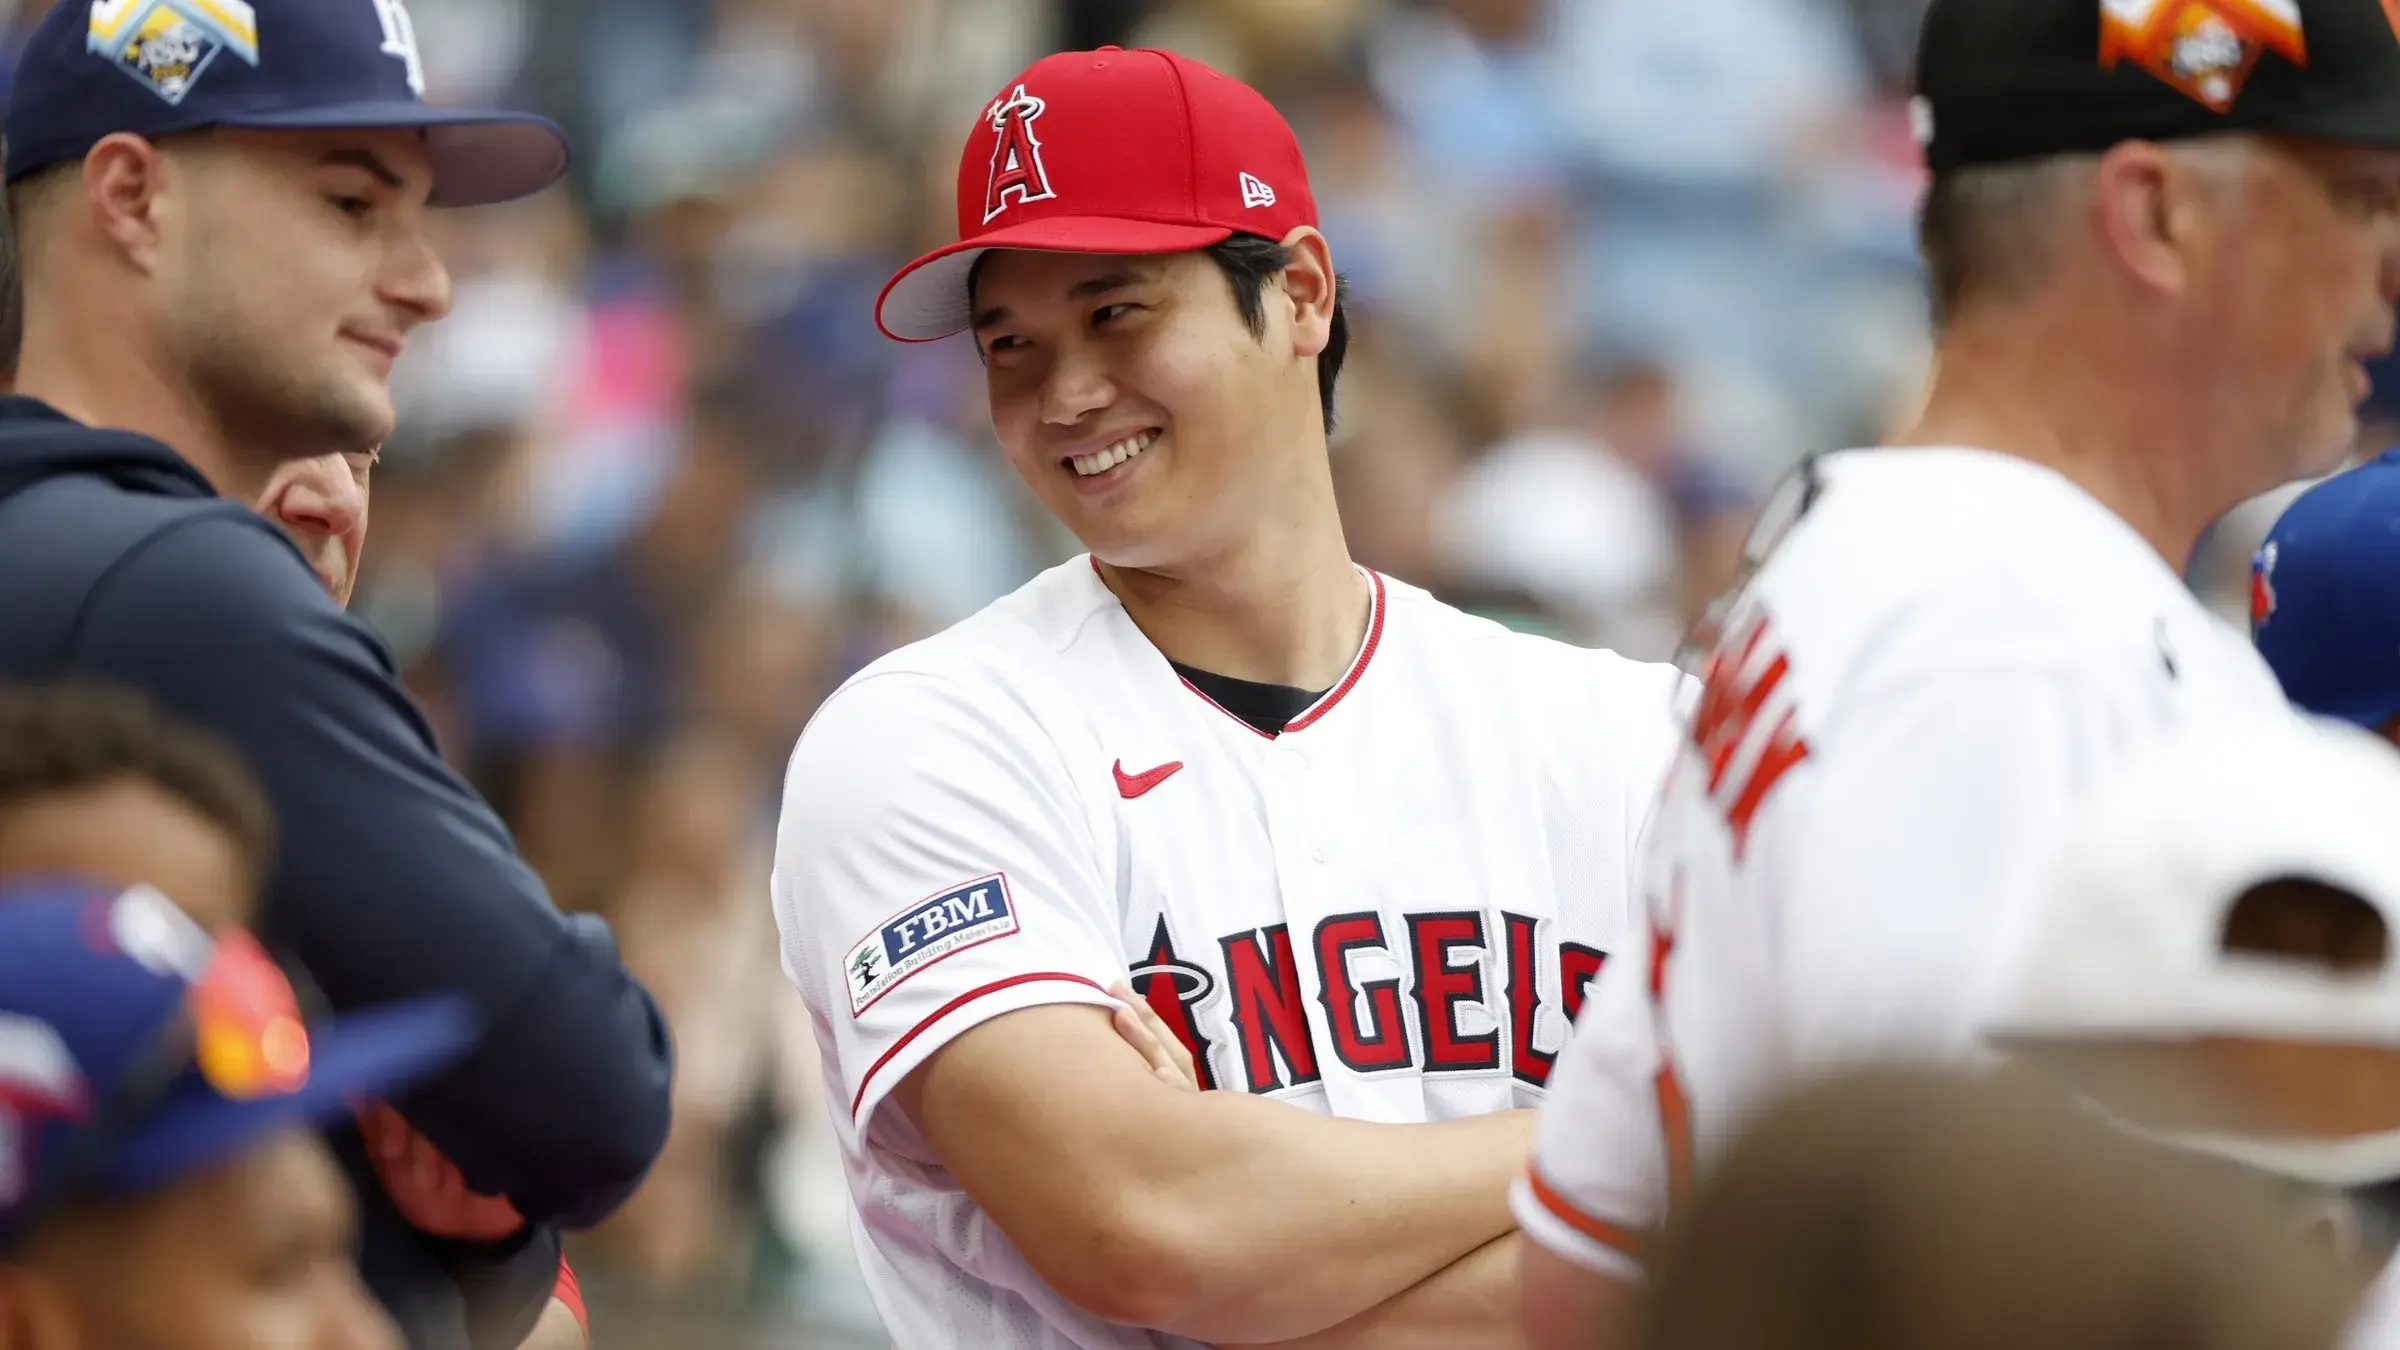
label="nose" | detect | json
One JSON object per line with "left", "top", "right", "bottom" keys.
{"left": 1038, "top": 337, "right": 1116, "bottom": 428}
{"left": 381, "top": 223, "right": 455, "bottom": 328}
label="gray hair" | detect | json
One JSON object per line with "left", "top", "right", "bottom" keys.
{"left": 1918, "top": 135, "right": 2262, "bottom": 326}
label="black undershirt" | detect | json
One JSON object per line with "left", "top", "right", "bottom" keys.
{"left": 1172, "top": 662, "right": 1330, "bottom": 738}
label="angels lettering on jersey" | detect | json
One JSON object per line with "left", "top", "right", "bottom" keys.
{"left": 1129, "top": 910, "right": 1609, "bottom": 1095}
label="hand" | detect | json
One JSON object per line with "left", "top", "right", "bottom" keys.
{"left": 1110, "top": 980, "right": 1200, "bottom": 1091}
{"left": 355, "top": 1099, "right": 527, "bottom": 1241}
{"left": 516, "top": 1296, "right": 587, "bottom": 1350}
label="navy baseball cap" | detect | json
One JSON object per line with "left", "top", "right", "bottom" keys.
{"left": 3, "top": 0, "right": 567, "bottom": 207}
{"left": 0, "top": 880, "right": 477, "bottom": 1249}
{"left": 2252, "top": 447, "right": 2400, "bottom": 729}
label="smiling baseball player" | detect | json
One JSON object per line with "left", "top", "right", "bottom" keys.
{"left": 770, "top": 45, "right": 1686, "bottom": 1349}
{"left": 1515, "top": 1, "right": 2400, "bottom": 1346}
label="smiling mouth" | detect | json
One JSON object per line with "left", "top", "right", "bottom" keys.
{"left": 1065, "top": 429, "right": 1160, "bottom": 478}
{"left": 346, "top": 333, "right": 403, "bottom": 366}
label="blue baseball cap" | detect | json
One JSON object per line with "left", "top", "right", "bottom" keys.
{"left": 0, "top": 880, "right": 477, "bottom": 1250}
{"left": 2252, "top": 447, "right": 2400, "bottom": 730}
{"left": 3, "top": 0, "right": 567, "bottom": 207}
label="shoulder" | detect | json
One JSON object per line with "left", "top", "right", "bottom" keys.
{"left": 841, "top": 557, "right": 1115, "bottom": 689}
{"left": 1762, "top": 450, "right": 2181, "bottom": 693}
{"left": 1387, "top": 575, "right": 1692, "bottom": 729}
{"left": 76, "top": 503, "right": 340, "bottom": 650}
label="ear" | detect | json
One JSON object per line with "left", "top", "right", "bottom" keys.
{"left": 1277, "top": 226, "right": 1337, "bottom": 361}
{"left": 2091, "top": 140, "right": 2211, "bottom": 298}
{"left": 80, "top": 132, "right": 176, "bottom": 273}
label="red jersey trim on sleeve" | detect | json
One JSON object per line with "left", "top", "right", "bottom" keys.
{"left": 851, "top": 971, "right": 1114, "bottom": 1119}
{"left": 1525, "top": 1166, "right": 1651, "bottom": 1262}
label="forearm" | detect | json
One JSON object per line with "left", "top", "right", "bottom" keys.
{"left": 1105, "top": 1096, "right": 1531, "bottom": 1341}
{"left": 901, "top": 1003, "right": 1534, "bottom": 1343}
{"left": 1227, "top": 1233, "right": 1528, "bottom": 1350}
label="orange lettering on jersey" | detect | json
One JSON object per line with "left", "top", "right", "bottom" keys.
{"left": 1727, "top": 708, "right": 1809, "bottom": 860}
{"left": 1689, "top": 611, "right": 1813, "bottom": 859}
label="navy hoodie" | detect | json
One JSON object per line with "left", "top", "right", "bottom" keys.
{"left": 0, "top": 398, "right": 675, "bottom": 1348}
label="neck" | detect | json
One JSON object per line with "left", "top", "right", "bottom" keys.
{"left": 1897, "top": 306, "right": 2246, "bottom": 569}
{"left": 1097, "top": 446, "right": 1367, "bottom": 691}
{"left": 14, "top": 297, "right": 266, "bottom": 502}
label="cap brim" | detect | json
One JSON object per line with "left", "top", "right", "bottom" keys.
{"left": 218, "top": 102, "right": 569, "bottom": 208}
{"left": 876, "top": 217, "right": 1236, "bottom": 342}
{"left": 99, "top": 994, "right": 477, "bottom": 1194}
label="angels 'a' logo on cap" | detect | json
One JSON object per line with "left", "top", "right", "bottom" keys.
{"left": 2251, "top": 540, "right": 2281, "bottom": 631}
{"left": 982, "top": 84, "right": 1057, "bottom": 224}
{"left": 2099, "top": 0, "right": 2305, "bottom": 114}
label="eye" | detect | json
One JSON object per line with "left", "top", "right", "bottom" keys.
{"left": 1091, "top": 303, "right": 1136, "bottom": 327}
{"left": 330, "top": 195, "right": 374, "bottom": 220}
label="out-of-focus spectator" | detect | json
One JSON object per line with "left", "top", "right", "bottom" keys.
{"left": 0, "top": 682, "right": 273, "bottom": 935}
{"left": 1643, "top": 1065, "right": 2370, "bottom": 1350}
{"left": 0, "top": 881, "right": 479, "bottom": 1350}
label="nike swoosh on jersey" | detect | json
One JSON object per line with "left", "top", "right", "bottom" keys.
{"left": 1113, "top": 759, "right": 1184, "bottom": 799}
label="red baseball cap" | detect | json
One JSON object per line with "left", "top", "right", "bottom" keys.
{"left": 875, "top": 47, "right": 1319, "bottom": 343}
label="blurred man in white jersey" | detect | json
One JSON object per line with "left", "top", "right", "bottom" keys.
{"left": 770, "top": 44, "right": 1686, "bottom": 1350}
{"left": 1517, "top": 1, "right": 2400, "bottom": 1345}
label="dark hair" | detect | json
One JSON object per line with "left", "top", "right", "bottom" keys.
{"left": 1203, "top": 233, "right": 1350, "bottom": 433}
{"left": 0, "top": 682, "right": 275, "bottom": 878}
{"left": 964, "top": 232, "right": 1352, "bottom": 432}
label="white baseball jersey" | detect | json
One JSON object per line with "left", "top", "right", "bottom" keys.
{"left": 770, "top": 557, "right": 1686, "bottom": 1349}
{"left": 1515, "top": 447, "right": 2300, "bottom": 1277}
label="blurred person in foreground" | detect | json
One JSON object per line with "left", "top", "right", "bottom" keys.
{"left": 0, "top": 1, "right": 674, "bottom": 1346}
{"left": 1517, "top": 1, "right": 2400, "bottom": 1346}
{"left": 775, "top": 43, "right": 1686, "bottom": 1350}
{"left": 1642, "top": 1064, "right": 2366, "bottom": 1350}
{"left": 246, "top": 455, "right": 591, "bottom": 1349}
{"left": 0, "top": 681, "right": 275, "bottom": 935}
{"left": 2253, "top": 450, "right": 2400, "bottom": 747}
{"left": 1985, "top": 717, "right": 2400, "bottom": 1347}
{"left": 0, "top": 879, "right": 479, "bottom": 1350}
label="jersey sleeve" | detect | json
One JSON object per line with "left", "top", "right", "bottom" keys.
{"left": 770, "top": 669, "right": 1126, "bottom": 1154}
{"left": 1514, "top": 926, "right": 1666, "bottom": 1279}
{"left": 1779, "top": 667, "right": 2127, "bottom": 1064}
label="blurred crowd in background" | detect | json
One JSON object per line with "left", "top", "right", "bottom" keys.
{"left": 6, "top": 0, "right": 2395, "bottom": 1343}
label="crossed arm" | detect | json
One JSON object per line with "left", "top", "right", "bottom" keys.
{"left": 892, "top": 988, "right": 1534, "bottom": 1345}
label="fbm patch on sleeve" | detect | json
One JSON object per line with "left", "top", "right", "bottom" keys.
{"left": 846, "top": 873, "right": 1020, "bottom": 1016}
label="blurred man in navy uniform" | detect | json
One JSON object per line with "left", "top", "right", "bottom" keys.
{"left": 0, "top": 2, "right": 674, "bottom": 1346}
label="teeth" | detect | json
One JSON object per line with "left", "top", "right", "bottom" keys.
{"left": 1070, "top": 430, "right": 1158, "bottom": 478}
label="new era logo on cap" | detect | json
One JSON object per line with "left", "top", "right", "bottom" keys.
{"left": 1240, "top": 172, "right": 1275, "bottom": 208}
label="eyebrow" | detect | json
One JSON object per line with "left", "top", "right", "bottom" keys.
{"left": 317, "top": 148, "right": 404, "bottom": 190}
{"left": 971, "top": 270, "right": 1147, "bottom": 332}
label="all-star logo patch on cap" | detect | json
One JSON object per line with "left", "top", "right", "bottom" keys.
{"left": 1915, "top": 0, "right": 2400, "bottom": 173}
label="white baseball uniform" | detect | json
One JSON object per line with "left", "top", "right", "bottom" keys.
{"left": 770, "top": 557, "right": 1686, "bottom": 1348}
{"left": 1514, "top": 447, "right": 2299, "bottom": 1277}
